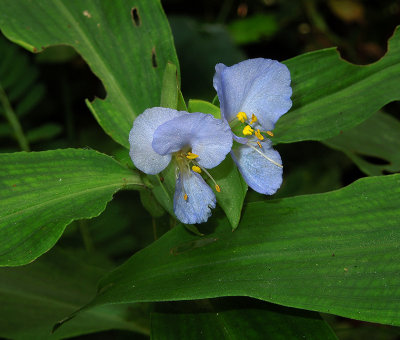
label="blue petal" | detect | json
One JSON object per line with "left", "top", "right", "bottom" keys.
{"left": 174, "top": 171, "right": 216, "bottom": 224}
{"left": 213, "top": 58, "right": 292, "bottom": 131}
{"left": 231, "top": 140, "right": 283, "bottom": 195}
{"left": 129, "top": 107, "right": 185, "bottom": 174}
{"left": 152, "top": 112, "right": 233, "bottom": 169}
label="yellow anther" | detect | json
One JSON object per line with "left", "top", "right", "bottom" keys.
{"left": 257, "top": 141, "right": 262, "bottom": 148}
{"left": 266, "top": 131, "right": 274, "bottom": 137}
{"left": 243, "top": 125, "right": 254, "bottom": 136}
{"left": 255, "top": 129, "right": 264, "bottom": 141}
{"left": 192, "top": 165, "right": 201, "bottom": 173}
{"left": 250, "top": 114, "right": 258, "bottom": 124}
{"left": 186, "top": 152, "right": 199, "bottom": 160}
{"left": 215, "top": 184, "right": 221, "bottom": 192}
{"left": 236, "top": 111, "right": 247, "bottom": 123}
{"left": 184, "top": 194, "right": 188, "bottom": 201}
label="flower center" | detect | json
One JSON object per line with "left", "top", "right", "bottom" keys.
{"left": 174, "top": 149, "right": 221, "bottom": 201}
{"left": 231, "top": 111, "right": 282, "bottom": 169}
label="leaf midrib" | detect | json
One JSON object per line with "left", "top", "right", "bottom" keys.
{"left": 0, "top": 180, "right": 141, "bottom": 224}
{"left": 54, "top": 0, "right": 134, "bottom": 119}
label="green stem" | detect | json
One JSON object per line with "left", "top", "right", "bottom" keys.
{"left": 0, "top": 83, "right": 30, "bottom": 151}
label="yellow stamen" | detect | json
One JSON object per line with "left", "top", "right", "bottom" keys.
{"left": 266, "top": 130, "right": 274, "bottom": 137}
{"left": 243, "top": 125, "right": 254, "bottom": 136}
{"left": 186, "top": 152, "right": 199, "bottom": 160}
{"left": 250, "top": 114, "right": 258, "bottom": 124}
{"left": 255, "top": 129, "right": 264, "bottom": 140}
{"left": 184, "top": 194, "right": 188, "bottom": 201}
{"left": 215, "top": 184, "right": 221, "bottom": 192}
{"left": 257, "top": 141, "right": 262, "bottom": 148}
{"left": 236, "top": 111, "right": 247, "bottom": 123}
{"left": 192, "top": 165, "right": 201, "bottom": 173}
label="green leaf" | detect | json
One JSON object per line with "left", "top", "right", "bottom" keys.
{"left": 0, "top": 0, "right": 179, "bottom": 149}
{"left": 87, "top": 174, "right": 400, "bottom": 326}
{"left": 0, "top": 247, "right": 149, "bottom": 339}
{"left": 26, "top": 123, "right": 62, "bottom": 143}
{"left": 323, "top": 111, "right": 400, "bottom": 176}
{"left": 140, "top": 190, "right": 165, "bottom": 218}
{"left": 0, "top": 149, "right": 143, "bottom": 266}
{"left": 151, "top": 304, "right": 337, "bottom": 340}
{"left": 188, "top": 99, "right": 247, "bottom": 229}
{"left": 228, "top": 14, "right": 279, "bottom": 45}
{"left": 207, "top": 156, "right": 247, "bottom": 229}
{"left": 188, "top": 99, "right": 221, "bottom": 118}
{"left": 160, "top": 62, "right": 179, "bottom": 109}
{"left": 274, "top": 26, "right": 400, "bottom": 144}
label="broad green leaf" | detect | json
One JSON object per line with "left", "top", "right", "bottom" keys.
{"left": 86, "top": 174, "right": 400, "bottom": 326}
{"left": 0, "top": 0, "right": 179, "bottom": 148}
{"left": 274, "top": 26, "right": 400, "bottom": 144}
{"left": 188, "top": 99, "right": 247, "bottom": 229}
{"left": 323, "top": 111, "right": 400, "bottom": 176}
{"left": 0, "top": 247, "right": 149, "bottom": 339}
{"left": 151, "top": 304, "right": 336, "bottom": 340}
{"left": 0, "top": 149, "right": 143, "bottom": 266}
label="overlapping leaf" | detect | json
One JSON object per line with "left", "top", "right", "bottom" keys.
{"left": 152, "top": 304, "right": 336, "bottom": 340}
{"left": 274, "top": 26, "right": 400, "bottom": 144}
{"left": 82, "top": 174, "right": 400, "bottom": 326}
{"left": 0, "top": 248, "right": 149, "bottom": 339}
{"left": 0, "top": 149, "right": 143, "bottom": 266}
{"left": 323, "top": 111, "right": 400, "bottom": 176}
{"left": 0, "top": 0, "right": 179, "bottom": 148}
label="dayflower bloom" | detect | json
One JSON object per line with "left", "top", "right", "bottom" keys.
{"left": 213, "top": 58, "right": 292, "bottom": 195}
{"left": 129, "top": 107, "right": 232, "bottom": 224}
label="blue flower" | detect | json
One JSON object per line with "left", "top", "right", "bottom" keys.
{"left": 213, "top": 58, "right": 292, "bottom": 195}
{"left": 129, "top": 107, "right": 232, "bottom": 224}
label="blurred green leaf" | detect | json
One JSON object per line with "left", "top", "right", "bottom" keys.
{"left": 140, "top": 190, "right": 165, "bottom": 218}
{"left": 0, "top": 149, "right": 143, "bottom": 266}
{"left": 228, "top": 14, "right": 279, "bottom": 45}
{"left": 188, "top": 99, "right": 247, "bottom": 229}
{"left": 169, "top": 16, "right": 244, "bottom": 99}
{"left": 26, "top": 123, "right": 62, "bottom": 143}
{"left": 274, "top": 26, "right": 400, "bottom": 144}
{"left": 84, "top": 174, "right": 400, "bottom": 326}
{"left": 0, "top": 247, "right": 149, "bottom": 339}
{"left": 0, "top": 0, "right": 179, "bottom": 149}
{"left": 0, "top": 35, "right": 45, "bottom": 151}
{"left": 151, "top": 304, "right": 337, "bottom": 340}
{"left": 323, "top": 111, "right": 400, "bottom": 176}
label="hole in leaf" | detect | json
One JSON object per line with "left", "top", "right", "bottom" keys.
{"left": 151, "top": 47, "right": 158, "bottom": 68}
{"left": 357, "top": 153, "right": 390, "bottom": 166}
{"left": 131, "top": 7, "right": 141, "bottom": 26}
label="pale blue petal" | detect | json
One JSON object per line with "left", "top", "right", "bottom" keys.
{"left": 174, "top": 171, "right": 216, "bottom": 224}
{"left": 129, "top": 107, "right": 185, "bottom": 174}
{"left": 152, "top": 113, "right": 233, "bottom": 169}
{"left": 213, "top": 58, "right": 292, "bottom": 131}
{"left": 231, "top": 140, "right": 283, "bottom": 195}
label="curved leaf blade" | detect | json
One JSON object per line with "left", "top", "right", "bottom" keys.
{"left": 89, "top": 174, "right": 400, "bottom": 326}
{"left": 323, "top": 111, "right": 400, "bottom": 176}
{"left": 0, "top": 247, "right": 149, "bottom": 339}
{"left": 274, "top": 26, "right": 400, "bottom": 144}
{"left": 152, "top": 305, "right": 336, "bottom": 340}
{"left": 0, "top": 0, "right": 179, "bottom": 148}
{"left": 0, "top": 149, "right": 143, "bottom": 266}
